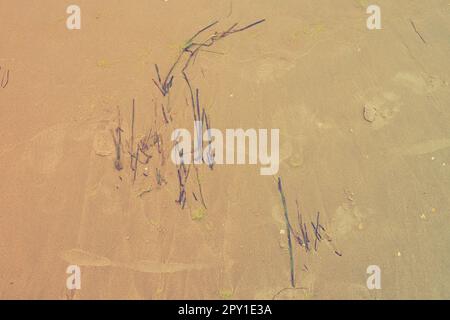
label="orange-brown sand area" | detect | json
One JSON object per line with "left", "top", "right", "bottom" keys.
{"left": 0, "top": 0, "right": 450, "bottom": 299}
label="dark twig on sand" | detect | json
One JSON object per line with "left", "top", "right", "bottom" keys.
{"left": 288, "top": 200, "right": 311, "bottom": 252}
{"left": 0, "top": 66, "right": 9, "bottom": 89}
{"left": 152, "top": 19, "right": 265, "bottom": 99}
{"left": 194, "top": 166, "right": 207, "bottom": 209}
{"left": 410, "top": 19, "right": 427, "bottom": 44}
{"left": 277, "top": 177, "right": 295, "bottom": 288}
{"left": 138, "top": 187, "right": 152, "bottom": 198}
{"left": 130, "top": 98, "right": 136, "bottom": 170}
{"left": 152, "top": 19, "right": 265, "bottom": 208}
{"left": 111, "top": 107, "right": 123, "bottom": 171}
{"left": 161, "top": 104, "right": 170, "bottom": 124}
{"left": 276, "top": 179, "right": 343, "bottom": 287}
{"left": 156, "top": 168, "right": 167, "bottom": 186}
{"left": 311, "top": 212, "right": 327, "bottom": 252}
{"left": 176, "top": 162, "right": 191, "bottom": 209}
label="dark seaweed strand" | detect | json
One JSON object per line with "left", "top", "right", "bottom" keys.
{"left": 277, "top": 177, "right": 295, "bottom": 288}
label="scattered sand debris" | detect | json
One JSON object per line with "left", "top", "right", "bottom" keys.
{"left": 219, "top": 290, "right": 233, "bottom": 299}
{"left": 191, "top": 207, "right": 206, "bottom": 221}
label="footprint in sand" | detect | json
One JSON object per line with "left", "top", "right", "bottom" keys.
{"left": 395, "top": 138, "right": 450, "bottom": 156}
{"left": 124, "top": 260, "right": 209, "bottom": 273}
{"left": 254, "top": 55, "right": 296, "bottom": 84}
{"left": 332, "top": 204, "right": 365, "bottom": 238}
{"left": 271, "top": 288, "right": 311, "bottom": 300}
{"left": 394, "top": 72, "right": 428, "bottom": 95}
{"left": 271, "top": 203, "right": 285, "bottom": 226}
{"left": 271, "top": 273, "right": 316, "bottom": 300}
{"left": 362, "top": 91, "right": 402, "bottom": 129}
{"left": 426, "top": 74, "right": 449, "bottom": 93}
{"left": 270, "top": 106, "right": 318, "bottom": 169}
{"left": 287, "top": 152, "right": 303, "bottom": 168}
{"left": 21, "top": 124, "right": 67, "bottom": 174}
{"left": 394, "top": 72, "right": 448, "bottom": 95}
{"left": 316, "top": 282, "right": 372, "bottom": 299}
{"left": 279, "top": 139, "right": 293, "bottom": 163}
{"left": 60, "top": 249, "right": 211, "bottom": 273}
{"left": 93, "top": 127, "right": 114, "bottom": 157}
{"left": 278, "top": 135, "right": 304, "bottom": 169}
{"left": 60, "top": 249, "right": 112, "bottom": 267}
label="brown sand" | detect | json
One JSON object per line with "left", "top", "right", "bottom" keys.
{"left": 0, "top": 0, "right": 449, "bottom": 299}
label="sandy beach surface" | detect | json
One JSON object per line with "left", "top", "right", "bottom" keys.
{"left": 0, "top": 0, "right": 449, "bottom": 299}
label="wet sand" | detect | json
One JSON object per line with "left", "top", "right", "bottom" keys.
{"left": 0, "top": 0, "right": 449, "bottom": 299}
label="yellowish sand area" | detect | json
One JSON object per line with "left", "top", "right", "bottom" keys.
{"left": 0, "top": 0, "right": 449, "bottom": 299}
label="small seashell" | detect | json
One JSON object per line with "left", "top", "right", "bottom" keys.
{"left": 363, "top": 105, "right": 377, "bottom": 122}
